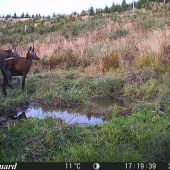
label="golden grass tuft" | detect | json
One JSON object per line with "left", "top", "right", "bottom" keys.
{"left": 100, "top": 50, "right": 120, "bottom": 72}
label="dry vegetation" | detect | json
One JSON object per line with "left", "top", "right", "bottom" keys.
{"left": 1, "top": 1, "right": 170, "bottom": 163}
{"left": 28, "top": 23, "right": 170, "bottom": 75}
{"left": 1, "top": 4, "right": 169, "bottom": 75}
{"left": 1, "top": 2, "right": 170, "bottom": 100}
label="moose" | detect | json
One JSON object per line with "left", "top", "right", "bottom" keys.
{"left": 0, "top": 43, "right": 20, "bottom": 96}
{"left": 2, "top": 42, "right": 40, "bottom": 96}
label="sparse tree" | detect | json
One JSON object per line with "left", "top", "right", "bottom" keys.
{"left": 141, "top": 0, "right": 145, "bottom": 5}
{"left": 121, "top": 0, "right": 127, "bottom": 12}
{"left": 136, "top": 0, "right": 142, "bottom": 9}
{"left": 104, "top": 5, "right": 110, "bottom": 13}
{"left": 25, "top": 13, "right": 30, "bottom": 18}
{"left": 21, "top": 13, "right": 24, "bottom": 18}
{"left": 96, "top": 8, "right": 101, "bottom": 14}
{"left": 72, "top": 11, "right": 77, "bottom": 15}
{"left": 145, "top": 0, "right": 150, "bottom": 10}
{"left": 13, "top": 12, "right": 17, "bottom": 18}
{"left": 118, "top": 6, "right": 122, "bottom": 13}
{"left": 5, "top": 14, "right": 11, "bottom": 19}
{"left": 110, "top": 3, "right": 116, "bottom": 13}
{"left": 80, "top": 10, "right": 86, "bottom": 16}
{"left": 89, "top": 6, "right": 94, "bottom": 16}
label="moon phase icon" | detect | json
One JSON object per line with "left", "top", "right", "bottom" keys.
{"left": 93, "top": 163, "right": 100, "bottom": 170}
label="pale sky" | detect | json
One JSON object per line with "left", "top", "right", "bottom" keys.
{"left": 0, "top": 0, "right": 134, "bottom": 17}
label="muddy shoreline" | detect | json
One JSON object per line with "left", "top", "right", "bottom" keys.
{"left": 0, "top": 92, "right": 158, "bottom": 128}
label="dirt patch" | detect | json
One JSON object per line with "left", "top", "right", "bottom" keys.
{"left": 0, "top": 98, "right": 83, "bottom": 129}
{"left": 145, "top": 96, "right": 159, "bottom": 103}
{"left": 113, "top": 92, "right": 158, "bottom": 104}
{"left": 0, "top": 101, "right": 30, "bottom": 128}
{"left": 41, "top": 98, "right": 83, "bottom": 107}
{"left": 0, "top": 91, "right": 157, "bottom": 129}
{"left": 0, "top": 101, "right": 29, "bottom": 115}
{"left": 90, "top": 108, "right": 133, "bottom": 121}
{"left": 91, "top": 109, "right": 112, "bottom": 119}
{"left": 0, "top": 114, "right": 24, "bottom": 128}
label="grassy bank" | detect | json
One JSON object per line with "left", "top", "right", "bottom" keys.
{"left": 0, "top": 68, "right": 123, "bottom": 106}
{"left": 0, "top": 1, "right": 170, "bottom": 162}
{"left": 0, "top": 101, "right": 170, "bottom": 162}
{"left": 0, "top": 68, "right": 170, "bottom": 162}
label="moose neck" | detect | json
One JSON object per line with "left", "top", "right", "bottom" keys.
{"left": 1, "top": 49, "right": 13, "bottom": 58}
{"left": 26, "top": 51, "right": 33, "bottom": 65}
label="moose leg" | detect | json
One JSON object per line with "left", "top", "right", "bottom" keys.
{"left": 22, "top": 74, "right": 26, "bottom": 93}
{"left": 1, "top": 70, "right": 8, "bottom": 97}
{"left": 6, "top": 74, "right": 14, "bottom": 89}
{"left": 2, "top": 67, "right": 14, "bottom": 89}
{"left": 5, "top": 69, "right": 14, "bottom": 89}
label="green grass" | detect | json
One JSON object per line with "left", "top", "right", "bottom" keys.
{"left": 1, "top": 2, "right": 170, "bottom": 162}
{"left": 0, "top": 101, "right": 169, "bottom": 162}
{"left": 124, "top": 78, "right": 158, "bottom": 100}
{"left": 0, "top": 67, "right": 170, "bottom": 162}
{"left": 0, "top": 69, "right": 124, "bottom": 106}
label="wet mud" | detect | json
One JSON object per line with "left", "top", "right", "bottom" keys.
{"left": 0, "top": 93, "right": 137, "bottom": 128}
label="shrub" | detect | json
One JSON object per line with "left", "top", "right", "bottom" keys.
{"left": 0, "top": 36, "right": 15, "bottom": 44}
{"left": 62, "top": 26, "right": 70, "bottom": 39}
{"left": 136, "top": 18, "right": 166, "bottom": 30}
{"left": 80, "top": 10, "right": 86, "bottom": 17}
{"left": 135, "top": 52, "right": 170, "bottom": 73}
{"left": 70, "top": 24, "right": 78, "bottom": 36}
{"left": 101, "top": 50, "right": 120, "bottom": 72}
{"left": 125, "top": 67, "right": 155, "bottom": 88}
{"left": 145, "top": 0, "right": 150, "bottom": 10}
{"left": 46, "top": 49, "right": 91, "bottom": 69}
{"left": 109, "top": 26, "right": 129, "bottom": 40}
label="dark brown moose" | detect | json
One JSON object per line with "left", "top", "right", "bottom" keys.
{"left": 2, "top": 43, "right": 40, "bottom": 96}
{"left": 0, "top": 43, "right": 20, "bottom": 96}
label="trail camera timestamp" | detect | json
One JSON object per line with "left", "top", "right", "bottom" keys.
{"left": 125, "top": 163, "right": 157, "bottom": 169}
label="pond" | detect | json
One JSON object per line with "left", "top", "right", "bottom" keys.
{"left": 15, "top": 95, "right": 132, "bottom": 125}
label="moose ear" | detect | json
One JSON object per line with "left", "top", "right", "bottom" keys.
{"left": 33, "top": 41, "right": 34, "bottom": 51}
{"left": 29, "top": 46, "right": 32, "bottom": 51}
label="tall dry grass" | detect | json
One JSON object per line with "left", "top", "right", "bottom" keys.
{"left": 8, "top": 13, "right": 170, "bottom": 74}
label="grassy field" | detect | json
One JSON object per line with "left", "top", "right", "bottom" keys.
{"left": 0, "top": 1, "right": 170, "bottom": 162}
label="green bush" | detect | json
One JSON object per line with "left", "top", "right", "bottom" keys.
{"left": 109, "top": 26, "right": 129, "bottom": 40}
{"left": 137, "top": 18, "right": 166, "bottom": 30}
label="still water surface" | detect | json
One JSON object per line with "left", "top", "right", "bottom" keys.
{"left": 16, "top": 95, "right": 132, "bottom": 125}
